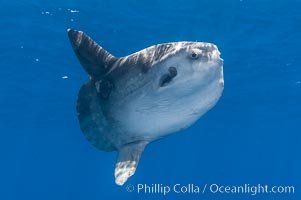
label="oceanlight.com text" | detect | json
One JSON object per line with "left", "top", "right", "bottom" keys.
{"left": 208, "top": 183, "right": 295, "bottom": 196}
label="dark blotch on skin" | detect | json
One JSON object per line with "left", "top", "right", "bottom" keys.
{"left": 168, "top": 66, "right": 177, "bottom": 77}
{"left": 159, "top": 66, "right": 177, "bottom": 87}
{"left": 95, "top": 79, "right": 114, "bottom": 99}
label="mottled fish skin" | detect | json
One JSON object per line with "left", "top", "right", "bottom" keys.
{"left": 107, "top": 42, "right": 219, "bottom": 77}
{"left": 67, "top": 29, "right": 224, "bottom": 185}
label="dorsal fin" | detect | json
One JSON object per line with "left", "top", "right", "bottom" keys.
{"left": 67, "top": 29, "right": 117, "bottom": 78}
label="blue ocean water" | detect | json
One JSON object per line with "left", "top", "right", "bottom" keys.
{"left": 0, "top": 0, "right": 300, "bottom": 199}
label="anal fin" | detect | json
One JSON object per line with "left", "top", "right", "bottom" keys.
{"left": 115, "top": 141, "right": 148, "bottom": 186}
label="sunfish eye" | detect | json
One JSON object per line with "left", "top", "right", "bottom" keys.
{"left": 190, "top": 52, "right": 199, "bottom": 59}
{"left": 159, "top": 66, "right": 178, "bottom": 87}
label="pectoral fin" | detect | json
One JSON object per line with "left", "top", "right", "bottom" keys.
{"left": 115, "top": 141, "right": 148, "bottom": 186}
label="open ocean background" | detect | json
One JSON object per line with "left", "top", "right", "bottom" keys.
{"left": 0, "top": 0, "right": 300, "bottom": 199}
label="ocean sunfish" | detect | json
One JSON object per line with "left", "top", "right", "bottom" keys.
{"left": 67, "top": 29, "right": 224, "bottom": 186}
